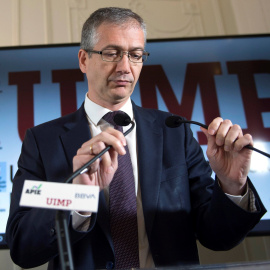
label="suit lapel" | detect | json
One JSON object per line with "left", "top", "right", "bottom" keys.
{"left": 133, "top": 104, "right": 163, "bottom": 240}
{"left": 60, "top": 105, "right": 92, "bottom": 168}
{"left": 60, "top": 104, "right": 112, "bottom": 249}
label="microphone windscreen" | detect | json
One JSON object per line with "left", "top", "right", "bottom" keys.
{"left": 165, "top": 116, "right": 183, "bottom": 128}
{"left": 114, "top": 112, "right": 131, "bottom": 126}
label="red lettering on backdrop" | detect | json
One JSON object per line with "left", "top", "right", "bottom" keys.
{"left": 227, "top": 60, "right": 270, "bottom": 140}
{"left": 52, "top": 69, "right": 84, "bottom": 116}
{"left": 9, "top": 71, "right": 40, "bottom": 141}
{"left": 139, "top": 63, "right": 222, "bottom": 144}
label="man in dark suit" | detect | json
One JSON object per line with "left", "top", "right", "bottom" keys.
{"left": 6, "top": 7, "right": 266, "bottom": 270}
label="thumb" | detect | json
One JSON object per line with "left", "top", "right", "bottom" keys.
{"left": 200, "top": 127, "right": 218, "bottom": 158}
{"left": 200, "top": 126, "right": 209, "bottom": 141}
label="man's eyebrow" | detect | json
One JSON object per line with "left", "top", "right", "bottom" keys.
{"left": 101, "top": 45, "right": 145, "bottom": 51}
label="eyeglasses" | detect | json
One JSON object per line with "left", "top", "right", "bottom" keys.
{"left": 85, "top": 49, "right": 150, "bottom": 63}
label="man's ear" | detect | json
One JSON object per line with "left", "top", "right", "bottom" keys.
{"left": 78, "top": 49, "right": 88, "bottom": 73}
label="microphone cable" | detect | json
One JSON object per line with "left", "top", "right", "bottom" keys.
{"left": 166, "top": 115, "right": 270, "bottom": 159}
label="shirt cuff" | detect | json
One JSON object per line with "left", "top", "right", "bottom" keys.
{"left": 224, "top": 183, "right": 257, "bottom": 212}
{"left": 71, "top": 210, "right": 92, "bottom": 231}
{"left": 225, "top": 189, "right": 249, "bottom": 210}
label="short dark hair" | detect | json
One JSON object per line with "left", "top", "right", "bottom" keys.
{"left": 80, "top": 7, "right": 147, "bottom": 51}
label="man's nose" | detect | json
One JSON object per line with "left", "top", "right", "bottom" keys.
{"left": 116, "top": 52, "right": 131, "bottom": 73}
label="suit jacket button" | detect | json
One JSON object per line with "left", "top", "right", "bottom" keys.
{"left": 106, "top": 261, "right": 114, "bottom": 269}
{"left": 50, "top": 228, "right": 56, "bottom": 236}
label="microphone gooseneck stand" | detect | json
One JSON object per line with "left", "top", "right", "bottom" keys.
{"left": 55, "top": 113, "right": 135, "bottom": 270}
{"left": 165, "top": 115, "right": 270, "bottom": 158}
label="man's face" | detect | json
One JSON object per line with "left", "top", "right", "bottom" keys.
{"left": 79, "top": 21, "right": 145, "bottom": 110}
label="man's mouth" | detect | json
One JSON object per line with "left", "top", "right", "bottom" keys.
{"left": 113, "top": 80, "right": 131, "bottom": 86}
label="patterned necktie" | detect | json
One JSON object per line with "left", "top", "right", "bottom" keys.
{"left": 103, "top": 111, "right": 140, "bottom": 269}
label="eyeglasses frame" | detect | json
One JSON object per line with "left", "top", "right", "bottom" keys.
{"left": 85, "top": 49, "right": 150, "bottom": 63}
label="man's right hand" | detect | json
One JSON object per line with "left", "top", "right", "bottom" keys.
{"left": 72, "top": 127, "right": 126, "bottom": 190}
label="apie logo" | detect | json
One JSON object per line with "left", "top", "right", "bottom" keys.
{"left": 25, "top": 184, "right": 42, "bottom": 195}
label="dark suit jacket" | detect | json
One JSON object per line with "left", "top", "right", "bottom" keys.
{"left": 6, "top": 102, "right": 266, "bottom": 269}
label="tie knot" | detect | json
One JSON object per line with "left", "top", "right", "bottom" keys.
{"left": 102, "top": 111, "right": 126, "bottom": 131}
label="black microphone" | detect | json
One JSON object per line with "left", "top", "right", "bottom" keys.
{"left": 165, "top": 115, "right": 270, "bottom": 159}
{"left": 114, "top": 113, "right": 132, "bottom": 127}
{"left": 166, "top": 115, "right": 208, "bottom": 129}
{"left": 64, "top": 112, "right": 135, "bottom": 184}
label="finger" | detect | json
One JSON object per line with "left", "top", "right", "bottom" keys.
{"left": 72, "top": 154, "right": 100, "bottom": 185}
{"left": 85, "top": 141, "right": 119, "bottom": 170}
{"left": 234, "top": 133, "right": 253, "bottom": 152}
{"left": 106, "top": 127, "right": 127, "bottom": 146}
{"left": 79, "top": 140, "right": 116, "bottom": 173}
{"left": 214, "top": 119, "right": 233, "bottom": 147}
{"left": 94, "top": 141, "right": 116, "bottom": 169}
{"left": 200, "top": 126, "right": 218, "bottom": 158}
{"left": 224, "top": 124, "right": 243, "bottom": 151}
{"left": 100, "top": 148, "right": 119, "bottom": 174}
{"left": 73, "top": 154, "right": 100, "bottom": 173}
{"left": 80, "top": 129, "right": 126, "bottom": 156}
{"left": 207, "top": 117, "right": 223, "bottom": 135}
{"left": 97, "top": 127, "right": 127, "bottom": 148}
{"left": 77, "top": 143, "right": 94, "bottom": 156}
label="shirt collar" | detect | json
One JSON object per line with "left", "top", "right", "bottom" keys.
{"left": 84, "top": 93, "right": 134, "bottom": 126}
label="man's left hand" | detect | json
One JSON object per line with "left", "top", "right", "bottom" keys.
{"left": 200, "top": 117, "right": 253, "bottom": 195}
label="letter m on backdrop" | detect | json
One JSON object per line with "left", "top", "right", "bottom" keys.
{"left": 139, "top": 64, "right": 222, "bottom": 144}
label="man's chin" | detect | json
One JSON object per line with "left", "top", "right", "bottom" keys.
{"left": 111, "top": 87, "right": 133, "bottom": 100}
